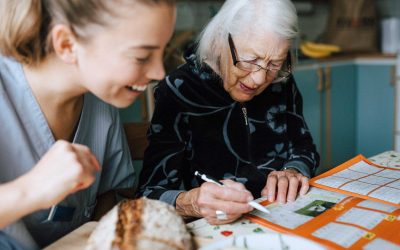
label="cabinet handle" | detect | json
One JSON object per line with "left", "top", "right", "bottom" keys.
{"left": 390, "top": 66, "right": 396, "bottom": 86}
{"left": 316, "top": 68, "right": 324, "bottom": 92}
{"left": 324, "top": 66, "right": 331, "bottom": 90}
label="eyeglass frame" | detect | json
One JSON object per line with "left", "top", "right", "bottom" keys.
{"left": 228, "top": 33, "right": 292, "bottom": 83}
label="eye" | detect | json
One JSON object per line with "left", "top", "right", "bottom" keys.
{"left": 243, "top": 58, "right": 258, "bottom": 64}
{"left": 239, "top": 54, "right": 257, "bottom": 62}
{"left": 135, "top": 56, "right": 151, "bottom": 64}
{"left": 269, "top": 62, "right": 282, "bottom": 70}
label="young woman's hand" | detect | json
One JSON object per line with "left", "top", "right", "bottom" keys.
{"left": 176, "top": 179, "right": 254, "bottom": 225}
{"left": 19, "top": 140, "right": 101, "bottom": 210}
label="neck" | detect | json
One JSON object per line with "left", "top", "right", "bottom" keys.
{"left": 23, "top": 54, "right": 86, "bottom": 109}
{"left": 23, "top": 55, "right": 86, "bottom": 141}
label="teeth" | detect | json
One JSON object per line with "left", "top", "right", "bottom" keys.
{"left": 130, "top": 85, "right": 147, "bottom": 92}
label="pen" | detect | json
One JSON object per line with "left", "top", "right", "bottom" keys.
{"left": 46, "top": 205, "right": 57, "bottom": 221}
{"left": 194, "top": 171, "right": 270, "bottom": 214}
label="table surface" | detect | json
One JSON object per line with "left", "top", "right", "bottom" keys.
{"left": 44, "top": 151, "right": 400, "bottom": 249}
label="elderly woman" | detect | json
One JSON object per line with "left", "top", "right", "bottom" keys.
{"left": 138, "top": 0, "right": 319, "bottom": 225}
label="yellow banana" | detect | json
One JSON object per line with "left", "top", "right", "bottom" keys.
{"left": 304, "top": 41, "right": 341, "bottom": 53}
{"left": 300, "top": 43, "right": 332, "bottom": 58}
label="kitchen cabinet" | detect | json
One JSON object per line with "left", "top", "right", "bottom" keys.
{"left": 355, "top": 64, "right": 396, "bottom": 157}
{"left": 294, "top": 63, "right": 356, "bottom": 174}
{"left": 119, "top": 94, "right": 148, "bottom": 123}
{"left": 329, "top": 65, "right": 357, "bottom": 169}
{"left": 293, "top": 67, "right": 324, "bottom": 166}
{"left": 295, "top": 59, "right": 396, "bottom": 175}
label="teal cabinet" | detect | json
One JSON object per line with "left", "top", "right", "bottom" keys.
{"left": 294, "top": 67, "right": 324, "bottom": 164}
{"left": 329, "top": 65, "right": 356, "bottom": 168}
{"left": 355, "top": 65, "right": 395, "bottom": 157}
{"left": 119, "top": 94, "right": 148, "bottom": 123}
{"left": 295, "top": 64, "right": 357, "bottom": 174}
{"left": 295, "top": 61, "right": 395, "bottom": 174}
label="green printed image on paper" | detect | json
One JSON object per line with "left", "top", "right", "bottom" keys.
{"left": 295, "top": 200, "right": 336, "bottom": 217}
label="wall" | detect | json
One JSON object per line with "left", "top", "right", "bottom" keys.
{"left": 377, "top": 0, "right": 400, "bottom": 18}
{"left": 174, "top": 0, "right": 400, "bottom": 43}
{"left": 175, "top": 1, "right": 223, "bottom": 32}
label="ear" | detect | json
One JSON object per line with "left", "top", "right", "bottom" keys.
{"left": 51, "top": 24, "right": 78, "bottom": 64}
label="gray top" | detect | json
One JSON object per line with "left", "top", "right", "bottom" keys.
{"left": 0, "top": 56, "right": 135, "bottom": 249}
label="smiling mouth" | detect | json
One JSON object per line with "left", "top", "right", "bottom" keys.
{"left": 126, "top": 84, "right": 147, "bottom": 92}
{"left": 239, "top": 82, "right": 257, "bottom": 92}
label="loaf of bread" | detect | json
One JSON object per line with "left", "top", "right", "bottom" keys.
{"left": 86, "top": 198, "right": 193, "bottom": 250}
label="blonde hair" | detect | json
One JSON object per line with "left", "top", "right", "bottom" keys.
{"left": 196, "top": 0, "right": 298, "bottom": 71}
{"left": 0, "top": 0, "right": 174, "bottom": 65}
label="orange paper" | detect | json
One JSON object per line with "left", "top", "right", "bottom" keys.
{"left": 246, "top": 155, "right": 400, "bottom": 249}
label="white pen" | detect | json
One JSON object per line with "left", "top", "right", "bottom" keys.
{"left": 194, "top": 171, "right": 270, "bottom": 214}
{"left": 46, "top": 205, "right": 57, "bottom": 221}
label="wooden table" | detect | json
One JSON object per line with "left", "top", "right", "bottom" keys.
{"left": 45, "top": 151, "right": 400, "bottom": 249}
{"left": 45, "top": 222, "right": 97, "bottom": 250}
{"left": 44, "top": 222, "right": 213, "bottom": 249}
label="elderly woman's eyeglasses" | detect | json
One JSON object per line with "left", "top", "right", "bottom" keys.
{"left": 228, "top": 33, "right": 292, "bottom": 83}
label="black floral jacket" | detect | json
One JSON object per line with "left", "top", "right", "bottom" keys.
{"left": 137, "top": 47, "right": 319, "bottom": 205}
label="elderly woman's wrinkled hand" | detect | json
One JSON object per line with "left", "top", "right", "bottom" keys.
{"left": 176, "top": 179, "right": 254, "bottom": 225}
{"left": 261, "top": 169, "right": 309, "bottom": 204}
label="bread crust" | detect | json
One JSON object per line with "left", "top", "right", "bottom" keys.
{"left": 86, "top": 198, "right": 193, "bottom": 250}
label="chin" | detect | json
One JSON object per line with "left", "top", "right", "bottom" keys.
{"left": 115, "top": 100, "right": 136, "bottom": 108}
{"left": 231, "top": 94, "right": 254, "bottom": 103}
{"left": 105, "top": 98, "right": 136, "bottom": 109}
{"left": 114, "top": 103, "right": 132, "bottom": 109}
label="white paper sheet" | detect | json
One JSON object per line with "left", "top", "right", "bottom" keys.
{"left": 251, "top": 188, "right": 347, "bottom": 230}
{"left": 363, "top": 238, "right": 400, "bottom": 250}
{"left": 356, "top": 200, "right": 398, "bottom": 213}
{"left": 369, "top": 186, "right": 400, "bottom": 204}
{"left": 336, "top": 207, "right": 387, "bottom": 230}
{"left": 312, "top": 222, "right": 366, "bottom": 248}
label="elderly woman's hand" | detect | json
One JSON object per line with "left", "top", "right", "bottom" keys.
{"left": 176, "top": 179, "right": 254, "bottom": 225}
{"left": 261, "top": 169, "right": 309, "bottom": 204}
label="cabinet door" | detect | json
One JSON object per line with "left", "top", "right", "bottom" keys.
{"left": 329, "top": 65, "right": 357, "bottom": 168}
{"left": 294, "top": 68, "right": 324, "bottom": 165}
{"left": 356, "top": 65, "right": 395, "bottom": 157}
{"left": 119, "top": 94, "right": 148, "bottom": 123}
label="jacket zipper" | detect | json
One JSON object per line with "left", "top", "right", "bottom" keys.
{"left": 241, "top": 104, "right": 253, "bottom": 164}
{"left": 241, "top": 106, "right": 248, "bottom": 125}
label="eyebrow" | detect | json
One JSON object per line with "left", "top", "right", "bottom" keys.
{"left": 240, "top": 49, "right": 285, "bottom": 61}
{"left": 242, "top": 54, "right": 285, "bottom": 63}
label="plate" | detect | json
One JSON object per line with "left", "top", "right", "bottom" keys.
{"left": 199, "top": 233, "right": 326, "bottom": 250}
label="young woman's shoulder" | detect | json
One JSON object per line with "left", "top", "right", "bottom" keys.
{"left": 0, "top": 55, "right": 23, "bottom": 83}
{"left": 0, "top": 55, "right": 27, "bottom": 99}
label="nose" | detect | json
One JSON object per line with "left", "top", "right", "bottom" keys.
{"left": 250, "top": 69, "right": 268, "bottom": 85}
{"left": 146, "top": 59, "right": 166, "bottom": 81}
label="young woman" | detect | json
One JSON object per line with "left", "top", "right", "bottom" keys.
{"left": 0, "top": 0, "right": 175, "bottom": 249}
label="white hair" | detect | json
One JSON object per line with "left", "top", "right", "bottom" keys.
{"left": 196, "top": 0, "right": 298, "bottom": 71}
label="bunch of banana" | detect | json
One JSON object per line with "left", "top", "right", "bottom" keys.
{"left": 300, "top": 41, "right": 341, "bottom": 59}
